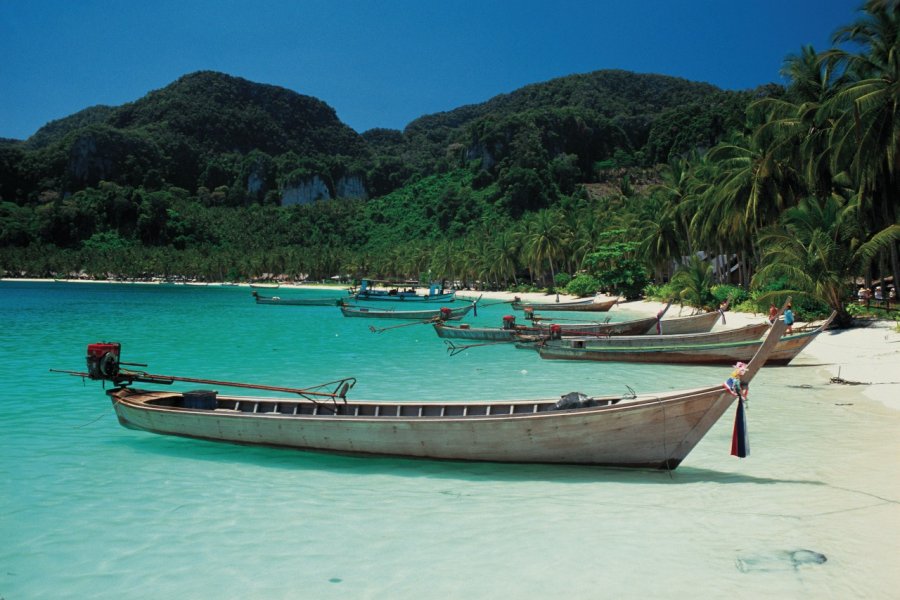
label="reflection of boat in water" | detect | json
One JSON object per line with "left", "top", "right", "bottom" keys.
{"left": 252, "top": 291, "right": 341, "bottom": 306}
{"left": 56, "top": 322, "right": 785, "bottom": 468}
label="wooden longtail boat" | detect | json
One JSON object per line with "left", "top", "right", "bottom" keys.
{"left": 536, "top": 313, "right": 835, "bottom": 365}
{"left": 511, "top": 296, "right": 618, "bottom": 312}
{"left": 249, "top": 282, "right": 280, "bottom": 289}
{"left": 355, "top": 290, "right": 456, "bottom": 302}
{"left": 434, "top": 322, "right": 529, "bottom": 342}
{"left": 340, "top": 300, "right": 477, "bottom": 321}
{"left": 352, "top": 279, "right": 456, "bottom": 303}
{"left": 433, "top": 306, "right": 724, "bottom": 342}
{"left": 434, "top": 315, "right": 660, "bottom": 341}
{"left": 252, "top": 291, "right": 341, "bottom": 306}
{"left": 556, "top": 321, "right": 771, "bottom": 349}
{"left": 54, "top": 318, "right": 785, "bottom": 469}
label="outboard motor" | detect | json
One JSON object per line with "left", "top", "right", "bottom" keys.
{"left": 86, "top": 342, "right": 121, "bottom": 380}
{"left": 549, "top": 324, "right": 562, "bottom": 340}
{"left": 523, "top": 307, "right": 535, "bottom": 321}
{"left": 439, "top": 307, "right": 453, "bottom": 321}
{"left": 502, "top": 315, "right": 516, "bottom": 330}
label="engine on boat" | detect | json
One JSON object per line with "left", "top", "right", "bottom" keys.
{"left": 502, "top": 315, "right": 516, "bottom": 330}
{"left": 86, "top": 342, "right": 120, "bottom": 379}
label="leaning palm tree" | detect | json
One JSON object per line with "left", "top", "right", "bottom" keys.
{"left": 753, "top": 193, "right": 900, "bottom": 327}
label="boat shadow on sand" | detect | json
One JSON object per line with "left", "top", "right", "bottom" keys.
{"left": 112, "top": 434, "right": 829, "bottom": 487}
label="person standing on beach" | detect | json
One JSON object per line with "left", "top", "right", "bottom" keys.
{"left": 768, "top": 303, "right": 778, "bottom": 324}
{"left": 784, "top": 303, "right": 794, "bottom": 334}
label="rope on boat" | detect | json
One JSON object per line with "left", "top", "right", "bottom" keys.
{"left": 368, "top": 319, "right": 437, "bottom": 334}
{"left": 51, "top": 367, "right": 357, "bottom": 404}
{"left": 444, "top": 337, "right": 542, "bottom": 356}
{"left": 477, "top": 299, "right": 516, "bottom": 308}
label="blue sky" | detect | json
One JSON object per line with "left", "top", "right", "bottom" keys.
{"left": 1, "top": 0, "right": 862, "bottom": 140}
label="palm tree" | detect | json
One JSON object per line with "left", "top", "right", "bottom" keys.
{"left": 751, "top": 44, "right": 840, "bottom": 198}
{"left": 521, "top": 209, "right": 570, "bottom": 287}
{"left": 635, "top": 193, "right": 682, "bottom": 283}
{"left": 821, "top": 0, "right": 900, "bottom": 286}
{"left": 753, "top": 194, "right": 900, "bottom": 327}
{"left": 486, "top": 229, "right": 521, "bottom": 287}
{"left": 669, "top": 255, "right": 716, "bottom": 310}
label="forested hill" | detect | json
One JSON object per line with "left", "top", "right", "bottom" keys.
{"left": 3, "top": 71, "right": 370, "bottom": 201}
{"left": 2, "top": 69, "right": 755, "bottom": 205}
{"left": 400, "top": 70, "right": 753, "bottom": 172}
{"left": 0, "top": 68, "right": 760, "bottom": 279}
{"left": 106, "top": 71, "right": 367, "bottom": 158}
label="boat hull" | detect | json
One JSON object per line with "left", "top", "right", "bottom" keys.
{"left": 340, "top": 304, "right": 474, "bottom": 320}
{"left": 253, "top": 293, "right": 340, "bottom": 306}
{"left": 538, "top": 323, "right": 826, "bottom": 365}
{"left": 562, "top": 322, "right": 770, "bottom": 349}
{"left": 110, "top": 385, "right": 738, "bottom": 468}
{"left": 512, "top": 298, "right": 618, "bottom": 312}
{"left": 643, "top": 310, "right": 721, "bottom": 334}
{"left": 433, "top": 324, "right": 521, "bottom": 341}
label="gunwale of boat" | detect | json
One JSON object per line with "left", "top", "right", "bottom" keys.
{"left": 111, "top": 384, "right": 718, "bottom": 421}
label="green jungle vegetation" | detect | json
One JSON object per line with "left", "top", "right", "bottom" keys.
{"left": 1, "top": 1, "right": 898, "bottom": 327}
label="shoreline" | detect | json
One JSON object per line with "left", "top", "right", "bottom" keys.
{"left": 8, "top": 277, "right": 899, "bottom": 411}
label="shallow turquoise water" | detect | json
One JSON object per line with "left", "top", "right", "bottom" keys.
{"left": 2, "top": 281, "right": 898, "bottom": 598}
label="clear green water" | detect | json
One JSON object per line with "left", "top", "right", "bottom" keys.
{"left": 2, "top": 281, "right": 898, "bottom": 598}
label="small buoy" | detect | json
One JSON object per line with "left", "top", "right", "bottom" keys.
{"left": 521, "top": 369, "right": 528, "bottom": 375}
